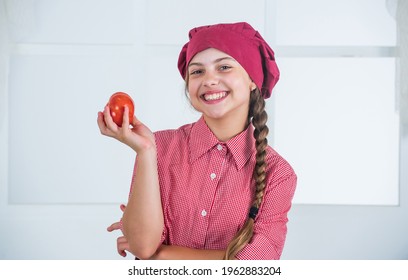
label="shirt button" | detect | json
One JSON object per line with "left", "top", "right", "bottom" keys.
{"left": 210, "top": 173, "right": 216, "bottom": 180}
{"left": 201, "top": 210, "right": 207, "bottom": 217}
{"left": 217, "top": 144, "right": 223, "bottom": 151}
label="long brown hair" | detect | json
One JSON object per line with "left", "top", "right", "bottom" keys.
{"left": 223, "top": 88, "right": 269, "bottom": 259}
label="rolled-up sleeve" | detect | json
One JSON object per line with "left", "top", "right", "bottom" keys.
{"left": 236, "top": 172, "right": 297, "bottom": 260}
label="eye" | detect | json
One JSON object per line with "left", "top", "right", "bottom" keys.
{"left": 219, "top": 65, "right": 232, "bottom": 71}
{"left": 189, "top": 69, "right": 204, "bottom": 76}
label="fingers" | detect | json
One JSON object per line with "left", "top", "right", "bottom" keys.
{"left": 103, "top": 106, "right": 119, "bottom": 132}
{"left": 117, "top": 236, "right": 129, "bottom": 257}
{"left": 97, "top": 111, "right": 109, "bottom": 135}
{"left": 98, "top": 105, "right": 136, "bottom": 138}
{"left": 127, "top": 108, "right": 144, "bottom": 128}
{"left": 122, "top": 105, "right": 130, "bottom": 128}
{"left": 107, "top": 221, "right": 122, "bottom": 232}
{"left": 107, "top": 204, "right": 127, "bottom": 232}
{"left": 132, "top": 114, "right": 142, "bottom": 127}
{"left": 120, "top": 204, "right": 126, "bottom": 212}
{"left": 108, "top": 220, "right": 129, "bottom": 257}
{"left": 107, "top": 205, "right": 129, "bottom": 257}
{"left": 97, "top": 106, "right": 118, "bottom": 137}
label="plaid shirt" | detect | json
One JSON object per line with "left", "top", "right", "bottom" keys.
{"left": 131, "top": 116, "right": 296, "bottom": 259}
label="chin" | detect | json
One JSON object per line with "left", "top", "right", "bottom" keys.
{"left": 204, "top": 111, "right": 229, "bottom": 120}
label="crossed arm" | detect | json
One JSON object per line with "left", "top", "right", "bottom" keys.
{"left": 107, "top": 204, "right": 225, "bottom": 260}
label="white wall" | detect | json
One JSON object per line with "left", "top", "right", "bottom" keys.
{"left": 281, "top": 0, "right": 407, "bottom": 259}
{"left": 283, "top": 125, "right": 408, "bottom": 259}
{"left": 0, "top": 0, "right": 406, "bottom": 259}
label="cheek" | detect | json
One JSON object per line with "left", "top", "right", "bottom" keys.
{"left": 187, "top": 90, "right": 195, "bottom": 102}
{"left": 229, "top": 78, "right": 252, "bottom": 95}
{"left": 187, "top": 80, "right": 200, "bottom": 97}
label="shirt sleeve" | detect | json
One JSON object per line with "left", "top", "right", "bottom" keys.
{"left": 235, "top": 170, "right": 297, "bottom": 260}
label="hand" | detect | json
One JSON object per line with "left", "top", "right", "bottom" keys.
{"left": 107, "top": 204, "right": 131, "bottom": 258}
{"left": 97, "top": 105, "right": 155, "bottom": 154}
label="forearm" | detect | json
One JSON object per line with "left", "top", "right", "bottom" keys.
{"left": 122, "top": 147, "right": 164, "bottom": 259}
{"left": 151, "top": 245, "right": 226, "bottom": 260}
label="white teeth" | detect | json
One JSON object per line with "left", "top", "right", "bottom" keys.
{"left": 204, "top": 92, "right": 227, "bottom": 101}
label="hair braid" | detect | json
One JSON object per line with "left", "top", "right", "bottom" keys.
{"left": 224, "top": 89, "right": 269, "bottom": 259}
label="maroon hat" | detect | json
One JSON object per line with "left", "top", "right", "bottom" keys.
{"left": 178, "top": 22, "right": 280, "bottom": 99}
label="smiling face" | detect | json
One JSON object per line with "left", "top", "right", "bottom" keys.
{"left": 187, "top": 48, "right": 257, "bottom": 128}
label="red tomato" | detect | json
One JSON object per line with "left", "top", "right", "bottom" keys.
{"left": 107, "top": 92, "right": 135, "bottom": 127}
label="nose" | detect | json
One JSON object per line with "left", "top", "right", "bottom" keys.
{"left": 203, "top": 70, "right": 219, "bottom": 87}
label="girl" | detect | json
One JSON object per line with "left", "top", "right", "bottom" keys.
{"left": 98, "top": 22, "right": 297, "bottom": 260}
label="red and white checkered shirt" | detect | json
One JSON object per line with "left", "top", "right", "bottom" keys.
{"left": 131, "top": 116, "right": 297, "bottom": 259}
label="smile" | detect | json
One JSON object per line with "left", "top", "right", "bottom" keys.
{"left": 202, "top": 91, "right": 228, "bottom": 101}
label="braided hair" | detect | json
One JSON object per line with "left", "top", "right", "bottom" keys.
{"left": 224, "top": 88, "right": 269, "bottom": 260}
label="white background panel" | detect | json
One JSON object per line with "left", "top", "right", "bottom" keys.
{"left": 145, "top": 0, "right": 266, "bottom": 45}
{"left": 5, "top": 0, "right": 138, "bottom": 44}
{"left": 8, "top": 54, "right": 142, "bottom": 203}
{"left": 274, "top": 57, "right": 399, "bottom": 205}
{"left": 276, "top": 0, "right": 396, "bottom": 46}
{"left": 0, "top": 204, "right": 131, "bottom": 259}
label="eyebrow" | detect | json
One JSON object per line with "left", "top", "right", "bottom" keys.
{"left": 188, "top": 57, "right": 236, "bottom": 68}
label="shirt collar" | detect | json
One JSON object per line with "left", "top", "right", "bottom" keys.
{"left": 189, "top": 116, "right": 255, "bottom": 170}
{"left": 225, "top": 123, "right": 255, "bottom": 170}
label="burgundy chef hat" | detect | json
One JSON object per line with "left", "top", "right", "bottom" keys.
{"left": 177, "top": 22, "right": 280, "bottom": 99}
